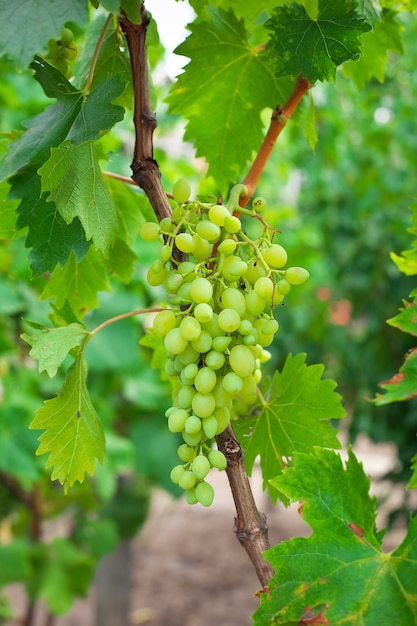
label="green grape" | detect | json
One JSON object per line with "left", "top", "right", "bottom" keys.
{"left": 177, "top": 261, "right": 196, "bottom": 276}
{"left": 160, "top": 217, "right": 175, "bottom": 233}
{"left": 139, "top": 222, "right": 161, "bottom": 241}
{"left": 221, "top": 288, "right": 246, "bottom": 316}
{"left": 60, "top": 26, "right": 74, "bottom": 46}
{"left": 189, "top": 277, "right": 213, "bottom": 304}
{"left": 214, "top": 406, "right": 230, "bottom": 434}
{"left": 194, "top": 303, "right": 213, "bottom": 323}
{"left": 262, "top": 243, "right": 287, "bottom": 268}
{"left": 147, "top": 266, "right": 168, "bottom": 286}
{"left": 217, "top": 239, "right": 237, "bottom": 255}
{"left": 208, "top": 203, "right": 231, "bottom": 226}
{"left": 164, "top": 328, "right": 188, "bottom": 354}
{"left": 253, "top": 319, "right": 274, "bottom": 347}
{"left": 191, "top": 455, "right": 211, "bottom": 480}
{"left": 238, "top": 319, "right": 253, "bottom": 336}
{"left": 239, "top": 375, "right": 258, "bottom": 404}
{"left": 285, "top": 266, "right": 310, "bottom": 285}
{"left": 164, "top": 271, "right": 184, "bottom": 294}
{"left": 194, "top": 367, "right": 217, "bottom": 393}
{"left": 165, "top": 359, "right": 177, "bottom": 376}
{"left": 262, "top": 318, "right": 279, "bottom": 335}
{"left": 182, "top": 429, "right": 204, "bottom": 446}
{"left": 205, "top": 350, "right": 225, "bottom": 370}
{"left": 252, "top": 197, "right": 266, "bottom": 212}
{"left": 173, "top": 178, "right": 191, "bottom": 203}
{"left": 185, "top": 415, "right": 202, "bottom": 435}
{"left": 218, "top": 308, "right": 241, "bottom": 333}
{"left": 201, "top": 314, "right": 222, "bottom": 338}
{"left": 192, "top": 235, "right": 213, "bottom": 260}
{"left": 192, "top": 392, "right": 216, "bottom": 418}
{"left": 47, "top": 39, "right": 61, "bottom": 60}
{"left": 185, "top": 487, "right": 198, "bottom": 505}
{"left": 222, "top": 371, "right": 243, "bottom": 395}
{"left": 67, "top": 43, "right": 78, "bottom": 61}
{"left": 254, "top": 276, "right": 274, "bottom": 300}
{"left": 170, "top": 464, "right": 186, "bottom": 484}
{"left": 177, "top": 385, "right": 196, "bottom": 409}
{"left": 191, "top": 330, "right": 212, "bottom": 353}
{"left": 222, "top": 256, "right": 248, "bottom": 281}
{"left": 208, "top": 449, "right": 227, "bottom": 470}
{"left": 202, "top": 415, "right": 218, "bottom": 438}
{"left": 178, "top": 444, "right": 196, "bottom": 462}
{"left": 212, "top": 335, "right": 232, "bottom": 352}
{"left": 178, "top": 470, "right": 197, "bottom": 490}
{"left": 277, "top": 278, "right": 291, "bottom": 295}
{"left": 228, "top": 344, "right": 255, "bottom": 378}
{"left": 177, "top": 344, "right": 200, "bottom": 365}
{"left": 160, "top": 244, "right": 172, "bottom": 262}
{"left": 224, "top": 215, "right": 241, "bottom": 234}
{"left": 195, "top": 481, "right": 215, "bottom": 507}
{"left": 246, "top": 258, "right": 267, "bottom": 284}
{"left": 273, "top": 289, "right": 285, "bottom": 305}
{"left": 153, "top": 309, "right": 176, "bottom": 336}
{"left": 181, "top": 362, "right": 198, "bottom": 383}
{"left": 196, "top": 220, "right": 221, "bottom": 242}
{"left": 245, "top": 289, "right": 266, "bottom": 316}
{"left": 168, "top": 408, "right": 189, "bottom": 433}
{"left": 175, "top": 232, "right": 195, "bottom": 253}
{"left": 179, "top": 316, "right": 201, "bottom": 341}
{"left": 165, "top": 406, "right": 177, "bottom": 418}
{"left": 176, "top": 282, "right": 192, "bottom": 303}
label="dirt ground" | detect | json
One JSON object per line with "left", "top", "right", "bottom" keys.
{"left": 5, "top": 436, "right": 409, "bottom": 626}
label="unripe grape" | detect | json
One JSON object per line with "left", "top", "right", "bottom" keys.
{"left": 192, "top": 392, "right": 216, "bottom": 418}
{"left": 222, "top": 256, "right": 248, "bottom": 281}
{"left": 170, "top": 464, "right": 186, "bottom": 484}
{"left": 175, "top": 232, "right": 195, "bottom": 253}
{"left": 164, "top": 327, "right": 187, "bottom": 354}
{"left": 214, "top": 406, "right": 230, "bottom": 434}
{"left": 177, "top": 261, "right": 196, "bottom": 276}
{"left": 217, "top": 239, "right": 237, "bottom": 255}
{"left": 177, "top": 344, "right": 200, "bottom": 365}
{"left": 194, "top": 367, "right": 217, "bottom": 393}
{"left": 221, "top": 288, "right": 246, "bottom": 316}
{"left": 178, "top": 470, "right": 197, "bottom": 490}
{"left": 273, "top": 289, "right": 285, "bottom": 305}
{"left": 185, "top": 487, "right": 198, "bottom": 504}
{"left": 191, "top": 330, "right": 212, "bottom": 353}
{"left": 191, "top": 455, "right": 211, "bottom": 480}
{"left": 168, "top": 408, "right": 189, "bottom": 433}
{"left": 208, "top": 204, "right": 230, "bottom": 226}
{"left": 195, "top": 481, "right": 214, "bottom": 506}
{"left": 222, "top": 371, "right": 243, "bottom": 395}
{"left": 164, "top": 271, "right": 184, "bottom": 294}
{"left": 165, "top": 406, "right": 177, "bottom": 418}
{"left": 177, "top": 385, "right": 196, "bottom": 409}
{"left": 140, "top": 221, "right": 160, "bottom": 241}
{"left": 224, "top": 215, "right": 241, "bottom": 234}
{"left": 194, "top": 303, "right": 213, "bottom": 323}
{"left": 182, "top": 430, "right": 204, "bottom": 446}
{"left": 252, "top": 197, "right": 266, "bottom": 212}
{"left": 160, "top": 244, "right": 172, "bottom": 263}
{"left": 177, "top": 444, "right": 196, "bottom": 462}
{"left": 153, "top": 309, "right": 176, "bottom": 336}
{"left": 262, "top": 244, "right": 287, "bottom": 268}
{"left": 254, "top": 276, "right": 274, "bottom": 300}
{"left": 181, "top": 362, "right": 198, "bottom": 383}
{"left": 208, "top": 449, "right": 227, "bottom": 470}
{"left": 185, "top": 415, "right": 202, "bottom": 435}
{"left": 196, "top": 220, "right": 221, "bottom": 242}
{"left": 160, "top": 217, "right": 175, "bottom": 233}
{"left": 229, "top": 345, "right": 255, "bottom": 378}
{"left": 179, "top": 316, "right": 201, "bottom": 341}
{"left": 192, "top": 235, "right": 213, "bottom": 260}
{"left": 60, "top": 26, "right": 74, "bottom": 46}
{"left": 218, "top": 308, "right": 241, "bottom": 333}
{"left": 245, "top": 289, "right": 266, "bottom": 316}
{"left": 277, "top": 278, "right": 291, "bottom": 295}
{"left": 189, "top": 277, "right": 213, "bottom": 304}
{"left": 202, "top": 314, "right": 222, "bottom": 338}
{"left": 246, "top": 258, "right": 267, "bottom": 284}
{"left": 212, "top": 335, "right": 232, "bottom": 352}
{"left": 173, "top": 178, "right": 191, "bottom": 203}
{"left": 205, "top": 350, "right": 225, "bottom": 370}
{"left": 285, "top": 267, "right": 310, "bottom": 285}
{"left": 165, "top": 359, "right": 177, "bottom": 376}
{"left": 238, "top": 319, "right": 253, "bottom": 336}
{"left": 253, "top": 319, "right": 274, "bottom": 347}
{"left": 262, "top": 318, "right": 279, "bottom": 335}
{"left": 147, "top": 266, "right": 168, "bottom": 286}
{"left": 202, "top": 415, "right": 218, "bottom": 438}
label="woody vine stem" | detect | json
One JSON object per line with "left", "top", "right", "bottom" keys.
{"left": 120, "top": 6, "right": 310, "bottom": 589}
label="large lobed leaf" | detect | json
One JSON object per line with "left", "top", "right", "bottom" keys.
{"left": 167, "top": 6, "right": 290, "bottom": 190}
{"left": 253, "top": 448, "right": 417, "bottom": 625}
{"left": 234, "top": 353, "right": 345, "bottom": 501}
{"left": 30, "top": 355, "right": 105, "bottom": 492}
{"left": 265, "top": 0, "right": 371, "bottom": 83}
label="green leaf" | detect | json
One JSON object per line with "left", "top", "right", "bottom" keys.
{"left": 30, "top": 355, "right": 105, "bottom": 492}
{"left": 374, "top": 348, "right": 417, "bottom": 404}
{"left": 40, "top": 248, "right": 111, "bottom": 317}
{"left": 254, "top": 448, "right": 417, "bottom": 625}
{"left": 0, "top": 59, "right": 83, "bottom": 183}
{"left": 167, "top": 6, "right": 290, "bottom": 189}
{"left": 387, "top": 298, "right": 417, "bottom": 336}
{"left": 265, "top": 0, "right": 371, "bottom": 83}
{"left": 0, "top": 542, "right": 32, "bottom": 586}
{"left": 409, "top": 454, "right": 417, "bottom": 489}
{"left": 22, "top": 323, "right": 88, "bottom": 378}
{"left": 39, "top": 142, "right": 118, "bottom": 256}
{"left": 343, "top": 9, "right": 405, "bottom": 89}
{"left": 105, "top": 177, "right": 150, "bottom": 248}
{"left": 67, "top": 76, "right": 126, "bottom": 145}
{"left": 106, "top": 238, "right": 137, "bottom": 283}
{"left": 0, "top": 1, "right": 88, "bottom": 68}
{"left": 234, "top": 353, "right": 345, "bottom": 500}
{"left": 9, "top": 168, "right": 90, "bottom": 277}
{"left": 391, "top": 249, "right": 417, "bottom": 275}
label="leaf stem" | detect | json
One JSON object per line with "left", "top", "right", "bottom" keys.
{"left": 240, "top": 74, "right": 312, "bottom": 206}
{"left": 85, "top": 12, "right": 114, "bottom": 93}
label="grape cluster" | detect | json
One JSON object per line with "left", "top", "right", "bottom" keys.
{"left": 141, "top": 180, "right": 309, "bottom": 506}
{"left": 46, "top": 26, "right": 78, "bottom": 78}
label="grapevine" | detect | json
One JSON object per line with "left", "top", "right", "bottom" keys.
{"left": 141, "top": 181, "right": 309, "bottom": 506}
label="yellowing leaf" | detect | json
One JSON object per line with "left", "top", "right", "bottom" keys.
{"left": 30, "top": 355, "right": 105, "bottom": 492}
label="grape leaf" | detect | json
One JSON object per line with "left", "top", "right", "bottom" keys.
{"left": 265, "top": 0, "right": 371, "bottom": 83}
{"left": 343, "top": 9, "right": 404, "bottom": 89}
{"left": 106, "top": 238, "right": 137, "bottom": 283}
{"left": 166, "top": 6, "right": 290, "bottom": 190}
{"left": 374, "top": 348, "right": 417, "bottom": 404}
{"left": 39, "top": 142, "right": 118, "bottom": 256}
{"left": 253, "top": 448, "right": 417, "bottom": 625}
{"left": 9, "top": 168, "right": 90, "bottom": 277}
{"left": 22, "top": 323, "right": 88, "bottom": 378}
{"left": 0, "top": 0, "right": 88, "bottom": 69}
{"left": 387, "top": 298, "right": 417, "bottom": 336}
{"left": 30, "top": 355, "right": 105, "bottom": 492}
{"left": 104, "top": 177, "right": 150, "bottom": 248}
{"left": 40, "top": 248, "right": 111, "bottom": 317}
{"left": 0, "top": 59, "right": 83, "bottom": 183}
{"left": 234, "top": 353, "right": 345, "bottom": 501}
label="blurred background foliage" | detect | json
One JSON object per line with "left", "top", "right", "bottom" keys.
{"left": 0, "top": 5, "right": 416, "bottom": 621}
